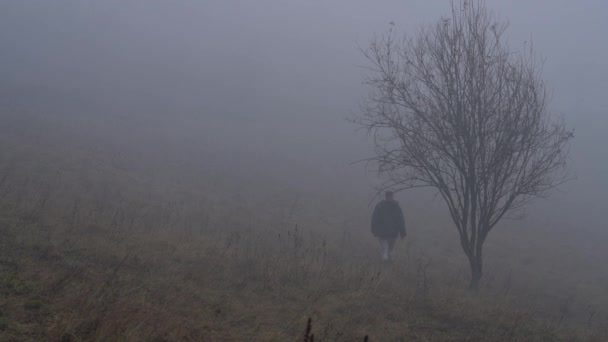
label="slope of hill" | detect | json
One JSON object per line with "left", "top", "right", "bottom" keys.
{"left": 0, "top": 88, "right": 605, "bottom": 340}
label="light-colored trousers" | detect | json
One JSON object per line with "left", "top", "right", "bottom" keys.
{"left": 379, "top": 238, "right": 396, "bottom": 261}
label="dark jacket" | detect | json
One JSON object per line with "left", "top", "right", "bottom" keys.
{"left": 371, "top": 199, "right": 406, "bottom": 239}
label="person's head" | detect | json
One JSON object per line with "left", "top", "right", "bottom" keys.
{"left": 385, "top": 191, "right": 394, "bottom": 200}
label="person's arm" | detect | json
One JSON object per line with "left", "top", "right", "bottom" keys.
{"left": 371, "top": 203, "right": 380, "bottom": 235}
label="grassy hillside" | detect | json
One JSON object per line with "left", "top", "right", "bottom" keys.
{"left": 0, "top": 96, "right": 606, "bottom": 340}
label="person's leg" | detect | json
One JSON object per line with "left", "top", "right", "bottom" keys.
{"left": 379, "top": 239, "right": 389, "bottom": 261}
{"left": 388, "top": 239, "right": 396, "bottom": 251}
{"left": 387, "top": 239, "right": 396, "bottom": 260}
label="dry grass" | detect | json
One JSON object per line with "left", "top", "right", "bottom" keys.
{"left": 0, "top": 192, "right": 604, "bottom": 341}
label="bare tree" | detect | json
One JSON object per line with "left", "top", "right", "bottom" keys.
{"left": 357, "top": 0, "right": 572, "bottom": 290}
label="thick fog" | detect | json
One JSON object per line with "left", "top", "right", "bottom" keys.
{"left": 1, "top": 0, "right": 606, "bottom": 235}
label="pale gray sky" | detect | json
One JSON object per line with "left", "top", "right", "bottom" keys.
{"left": 0, "top": 0, "right": 606, "bottom": 232}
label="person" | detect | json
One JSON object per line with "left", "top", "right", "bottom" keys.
{"left": 371, "top": 191, "right": 406, "bottom": 261}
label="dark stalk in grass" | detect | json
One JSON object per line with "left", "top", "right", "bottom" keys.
{"left": 303, "top": 317, "right": 314, "bottom": 342}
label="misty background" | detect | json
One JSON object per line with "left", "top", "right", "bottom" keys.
{"left": 1, "top": 0, "right": 606, "bottom": 254}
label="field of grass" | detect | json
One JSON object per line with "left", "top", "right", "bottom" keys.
{"left": 0, "top": 106, "right": 607, "bottom": 341}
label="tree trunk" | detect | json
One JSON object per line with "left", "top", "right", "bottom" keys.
{"left": 468, "top": 253, "right": 483, "bottom": 291}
